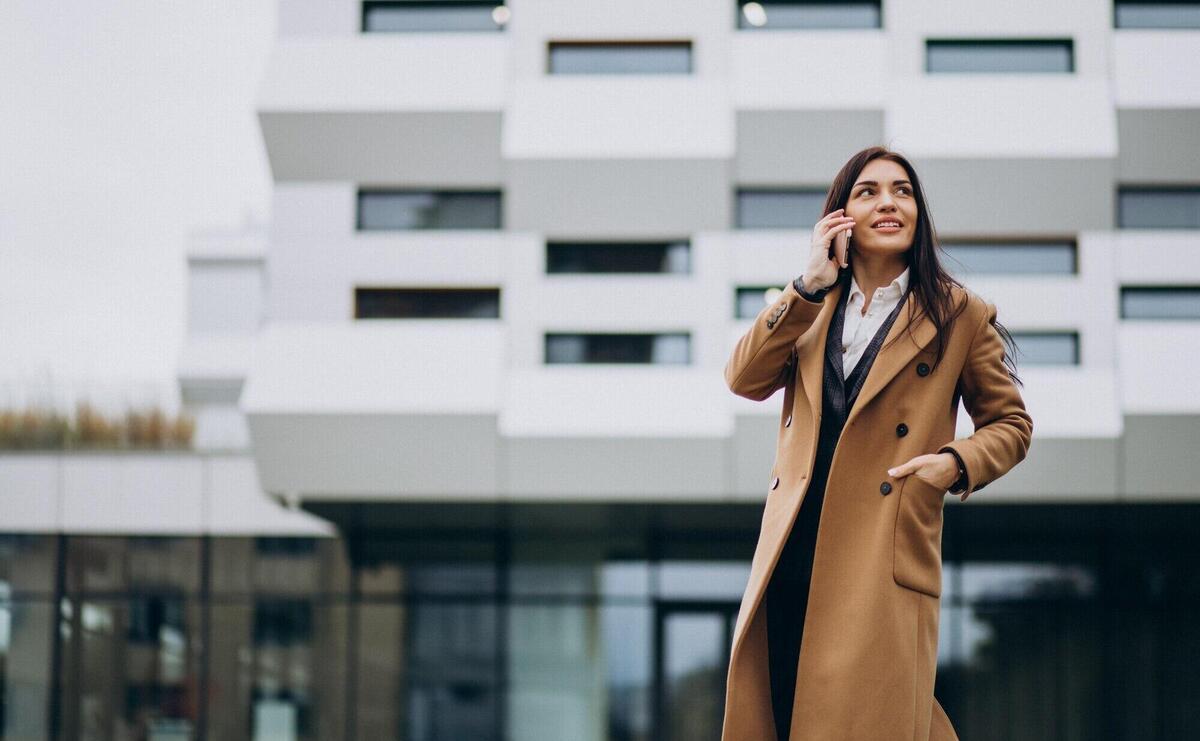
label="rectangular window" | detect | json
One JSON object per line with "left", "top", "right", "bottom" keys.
{"left": 546, "top": 240, "right": 691, "bottom": 274}
{"left": 548, "top": 41, "right": 692, "bottom": 74}
{"left": 254, "top": 599, "right": 314, "bottom": 647}
{"left": 926, "top": 39, "right": 1074, "bottom": 73}
{"left": 545, "top": 333, "right": 690, "bottom": 364}
{"left": 939, "top": 241, "right": 1077, "bottom": 275}
{"left": 735, "top": 188, "right": 827, "bottom": 229}
{"left": 735, "top": 0, "right": 882, "bottom": 30}
{"left": 1117, "top": 187, "right": 1200, "bottom": 229}
{"left": 1120, "top": 286, "right": 1200, "bottom": 319}
{"left": 362, "top": 1, "right": 508, "bottom": 32}
{"left": 736, "top": 286, "right": 786, "bottom": 319}
{"left": 1010, "top": 332, "right": 1080, "bottom": 365}
{"left": 355, "top": 288, "right": 501, "bottom": 319}
{"left": 1114, "top": 1, "right": 1200, "bottom": 29}
{"left": 357, "top": 189, "right": 502, "bottom": 230}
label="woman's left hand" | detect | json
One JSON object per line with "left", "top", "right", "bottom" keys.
{"left": 887, "top": 453, "right": 959, "bottom": 490}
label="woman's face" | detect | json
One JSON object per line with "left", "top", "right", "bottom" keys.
{"left": 844, "top": 158, "right": 918, "bottom": 259}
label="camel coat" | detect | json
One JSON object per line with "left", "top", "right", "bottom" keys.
{"left": 721, "top": 276, "right": 1033, "bottom": 741}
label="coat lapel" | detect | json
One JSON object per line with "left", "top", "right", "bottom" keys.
{"left": 844, "top": 287, "right": 937, "bottom": 427}
{"left": 798, "top": 280, "right": 842, "bottom": 428}
{"left": 799, "top": 279, "right": 938, "bottom": 430}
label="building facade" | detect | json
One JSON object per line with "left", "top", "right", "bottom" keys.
{"left": 4, "top": 0, "right": 1200, "bottom": 739}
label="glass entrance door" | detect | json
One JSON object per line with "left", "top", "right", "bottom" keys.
{"left": 655, "top": 601, "right": 738, "bottom": 741}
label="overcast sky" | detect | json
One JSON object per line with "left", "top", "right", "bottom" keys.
{"left": 1, "top": 2, "right": 275, "bottom": 414}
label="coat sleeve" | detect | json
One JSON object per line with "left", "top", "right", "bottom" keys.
{"left": 937, "top": 300, "right": 1034, "bottom": 502}
{"left": 724, "top": 279, "right": 826, "bottom": 401}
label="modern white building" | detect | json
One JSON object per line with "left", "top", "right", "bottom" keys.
{"left": 3, "top": 1, "right": 1200, "bottom": 739}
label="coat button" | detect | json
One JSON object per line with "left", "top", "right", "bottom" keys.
{"left": 896, "top": 422, "right": 908, "bottom": 437}
{"left": 916, "top": 362, "right": 930, "bottom": 376}
{"left": 785, "top": 414, "right": 792, "bottom": 427}
{"left": 771, "top": 477, "right": 780, "bottom": 490}
{"left": 880, "top": 481, "right": 892, "bottom": 495}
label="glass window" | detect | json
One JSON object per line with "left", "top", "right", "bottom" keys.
{"left": 56, "top": 598, "right": 204, "bottom": 740}
{"left": 506, "top": 603, "right": 652, "bottom": 741}
{"left": 545, "top": 333, "right": 691, "bottom": 364}
{"left": 210, "top": 537, "right": 351, "bottom": 596}
{"left": 206, "top": 603, "right": 349, "bottom": 741}
{"left": 1010, "top": 332, "right": 1079, "bottom": 365}
{"left": 736, "top": 286, "right": 786, "bottom": 319}
{"left": 657, "top": 561, "right": 751, "bottom": 600}
{"left": 509, "top": 536, "right": 651, "bottom": 598}
{"left": 357, "top": 190, "right": 502, "bottom": 230}
{"left": 661, "top": 609, "right": 727, "bottom": 738}
{"left": 1118, "top": 187, "right": 1200, "bottom": 228}
{"left": 1121, "top": 286, "right": 1200, "bottom": 319}
{"left": 355, "top": 287, "right": 502, "bottom": 319}
{"left": 357, "top": 537, "right": 498, "bottom": 596}
{"left": 66, "top": 537, "right": 200, "bottom": 595}
{"left": 548, "top": 42, "right": 692, "bottom": 74}
{"left": 735, "top": 188, "right": 827, "bottom": 228}
{"left": 926, "top": 39, "right": 1074, "bottom": 73}
{"left": 0, "top": 534, "right": 57, "bottom": 596}
{"left": 362, "top": 0, "right": 510, "bottom": 32}
{"left": 409, "top": 602, "right": 500, "bottom": 739}
{"left": 354, "top": 604, "right": 406, "bottom": 739}
{"left": 1114, "top": 1, "right": 1200, "bottom": 29}
{"left": 0, "top": 600, "right": 54, "bottom": 739}
{"left": 736, "top": 0, "right": 882, "bottom": 30}
{"left": 959, "top": 562, "right": 1098, "bottom": 603}
{"left": 546, "top": 241, "right": 691, "bottom": 274}
{"left": 939, "top": 241, "right": 1077, "bottom": 275}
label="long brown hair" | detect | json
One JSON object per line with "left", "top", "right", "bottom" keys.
{"left": 824, "top": 146, "right": 1023, "bottom": 386}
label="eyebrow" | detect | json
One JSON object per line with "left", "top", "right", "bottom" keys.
{"left": 853, "top": 180, "right": 912, "bottom": 188}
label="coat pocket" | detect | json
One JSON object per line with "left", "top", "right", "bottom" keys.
{"left": 892, "top": 472, "right": 947, "bottom": 598}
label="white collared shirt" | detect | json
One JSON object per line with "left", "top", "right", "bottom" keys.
{"left": 841, "top": 267, "right": 910, "bottom": 377}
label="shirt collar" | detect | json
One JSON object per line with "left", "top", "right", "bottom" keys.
{"left": 849, "top": 266, "right": 910, "bottom": 305}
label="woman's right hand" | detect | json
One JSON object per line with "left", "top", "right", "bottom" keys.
{"left": 803, "top": 208, "right": 853, "bottom": 292}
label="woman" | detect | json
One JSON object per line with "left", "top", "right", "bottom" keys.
{"left": 720, "top": 146, "right": 1033, "bottom": 741}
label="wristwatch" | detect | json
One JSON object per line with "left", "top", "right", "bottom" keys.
{"left": 942, "top": 447, "right": 968, "bottom": 493}
{"left": 793, "top": 274, "right": 832, "bottom": 302}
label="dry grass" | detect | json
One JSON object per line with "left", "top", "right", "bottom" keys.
{"left": 0, "top": 401, "right": 194, "bottom": 450}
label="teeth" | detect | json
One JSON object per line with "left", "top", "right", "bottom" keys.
{"left": 874, "top": 222, "right": 900, "bottom": 228}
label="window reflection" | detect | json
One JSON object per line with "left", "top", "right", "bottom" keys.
{"left": 0, "top": 600, "right": 53, "bottom": 739}
{"left": 57, "top": 598, "right": 202, "bottom": 740}
{"left": 960, "top": 562, "right": 1097, "bottom": 602}
{"left": 657, "top": 561, "right": 750, "bottom": 600}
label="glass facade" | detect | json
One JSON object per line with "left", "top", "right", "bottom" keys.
{"left": 3, "top": 501, "right": 1200, "bottom": 739}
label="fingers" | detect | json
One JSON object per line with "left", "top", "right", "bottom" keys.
{"left": 887, "top": 455, "right": 928, "bottom": 477}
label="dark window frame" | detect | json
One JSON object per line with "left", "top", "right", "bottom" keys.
{"left": 360, "top": 0, "right": 508, "bottom": 33}
{"left": 355, "top": 188, "right": 504, "bottom": 231}
{"left": 354, "top": 287, "right": 502, "bottom": 319}
{"left": 1120, "top": 285, "right": 1200, "bottom": 320}
{"left": 925, "top": 38, "right": 1076, "bottom": 74}
{"left": 732, "top": 0, "right": 884, "bottom": 31}
{"left": 546, "top": 39, "right": 694, "bottom": 75}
